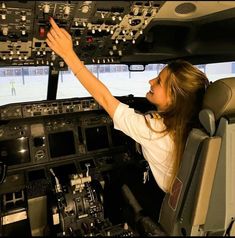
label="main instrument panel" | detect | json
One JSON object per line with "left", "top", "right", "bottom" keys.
{"left": 0, "top": 96, "right": 141, "bottom": 236}
{"left": 0, "top": 97, "right": 136, "bottom": 171}
{"left": 0, "top": 1, "right": 165, "bottom": 69}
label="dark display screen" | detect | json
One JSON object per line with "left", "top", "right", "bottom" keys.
{"left": 111, "top": 127, "right": 126, "bottom": 146}
{"left": 48, "top": 131, "right": 76, "bottom": 158}
{"left": 84, "top": 126, "right": 109, "bottom": 151}
{"left": 0, "top": 137, "right": 30, "bottom": 166}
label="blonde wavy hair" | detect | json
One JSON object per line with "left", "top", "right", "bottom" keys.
{"left": 146, "top": 60, "right": 209, "bottom": 192}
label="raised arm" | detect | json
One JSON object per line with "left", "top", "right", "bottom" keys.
{"left": 46, "top": 17, "right": 120, "bottom": 118}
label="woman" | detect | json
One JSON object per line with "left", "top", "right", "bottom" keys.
{"left": 46, "top": 17, "right": 209, "bottom": 221}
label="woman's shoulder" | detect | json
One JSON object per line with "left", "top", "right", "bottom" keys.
{"left": 144, "top": 110, "right": 167, "bottom": 133}
{"left": 144, "top": 110, "right": 162, "bottom": 120}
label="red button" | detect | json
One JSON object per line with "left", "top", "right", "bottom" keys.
{"left": 86, "top": 36, "right": 93, "bottom": 43}
{"left": 39, "top": 27, "right": 45, "bottom": 38}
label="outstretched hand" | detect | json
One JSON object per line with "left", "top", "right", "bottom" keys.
{"left": 46, "top": 17, "right": 119, "bottom": 119}
{"left": 46, "top": 17, "right": 74, "bottom": 60}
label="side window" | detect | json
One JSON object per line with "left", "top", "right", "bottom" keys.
{"left": 196, "top": 62, "right": 235, "bottom": 83}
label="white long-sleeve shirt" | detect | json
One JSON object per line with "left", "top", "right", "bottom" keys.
{"left": 113, "top": 102, "right": 175, "bottom": 193}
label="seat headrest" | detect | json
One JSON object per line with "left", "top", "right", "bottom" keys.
{"left": 202, "top": 77, "right": 235, "bottom": 121}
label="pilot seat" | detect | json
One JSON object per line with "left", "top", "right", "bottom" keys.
{"left": 121, "top": 77, "right": 235, "bottom": 236}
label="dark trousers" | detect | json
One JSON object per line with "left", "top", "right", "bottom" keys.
{"left": 103, "top": 160, "right": 165, "bottom": 226}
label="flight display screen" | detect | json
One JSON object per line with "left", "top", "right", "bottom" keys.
{"left": 84, "top": 126, "right": 109, "bottom": 151}
{"left": 48, "top": 131, "right": 76, "bottom": 158}
{"left": 0, "top": 137, "right": 30, "bottom": 166}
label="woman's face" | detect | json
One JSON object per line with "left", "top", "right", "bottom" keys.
{"left": 146, "top": 67, "right": 171, "bottom": 111}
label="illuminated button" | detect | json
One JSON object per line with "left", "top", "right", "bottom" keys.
{"left": 86, "top": 36, "right": 93, "bottom": 43}
{"left": 39, "top": 27, "right": 46, "bottom": 38}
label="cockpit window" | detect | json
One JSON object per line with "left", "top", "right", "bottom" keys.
{"left": 56, "top": 62, "right": 235, "bottom": 99}
{"left": 0, "top": 66, "right": 49, "bottom": 106}
{"left": 1, "top": 62, "right": 235, "bottom": 107}
{"left": 56, "top": 64, "right": 165, "bottom": 99}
